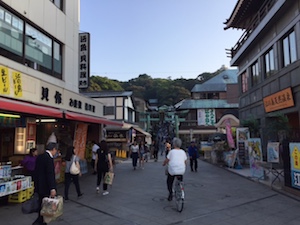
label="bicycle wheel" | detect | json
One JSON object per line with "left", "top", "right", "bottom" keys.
{"left": 175, "top": 181, "right": 184, "bottom": 212}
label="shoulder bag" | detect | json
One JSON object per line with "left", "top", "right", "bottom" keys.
{"left": 70, "top": 156, "right": 80, "bottom": 175}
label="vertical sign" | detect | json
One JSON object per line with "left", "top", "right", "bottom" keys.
{"left": 73, "top": 123, "right": 88, "bottom": 160}
{"left": 78, "top": 32, "right": 90, "bottom": 89}
{"left": 12, "top": 71, "right": 22, "bottom": 97}
{"left": 0, "top": 66, "right": 10, "bottom": 95}
{"left": 197, "top": 109, "right": 215, "bottom": 126}
{"left": 236, "top": 127, "right": 250, "bottom": 165}
{"left": 289, "top": 143, "right": 300, "bottom": 190}
{"left": 267, "top": 142, "right": 280, "bottom": 163}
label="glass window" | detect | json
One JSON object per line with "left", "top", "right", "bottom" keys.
{"left": 251, "top": 61, "right": 260, "bottom": 86}
{"left": 50, "top": 0, "right": 63, "bottom": 11}
{"left": 283, "top": 30, "right": 297, "bottom": 67}
{"left": 241, "top": 71, "right": 248, "bottom": 93}
{"left": 0, "top": 6, "right": 23, "bottom": 57}
{"left": 0, "top": 5, "right": 63, "bottom": 79}
{"left": 264, "top": 48, "right": 275, "bottom": 78}
{"left": 104, "top": 106, "right": 115, "bottom": 115}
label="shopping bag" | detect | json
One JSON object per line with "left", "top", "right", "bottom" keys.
{"left": 104, "top": 172, "right": 114, "bottom": 185}
{"left": 70, "top": 161, "right": 80, "bottom": 175}
{"left": 40, "top": 196, "right": 63, "bottom": 223}
{"left": 22, "top": 192, "right": 39, "bottom": 214}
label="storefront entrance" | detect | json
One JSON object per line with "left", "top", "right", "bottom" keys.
{"left": 0, "top": 128, "right": 14, "bottom": 162}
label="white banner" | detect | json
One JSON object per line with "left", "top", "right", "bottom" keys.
{"left": 197, "top": 109, "right": 215, "bottom": 126}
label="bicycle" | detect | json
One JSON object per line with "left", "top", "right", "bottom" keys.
{"left": 174, "top": 175, "right": 184, "bottom": 212}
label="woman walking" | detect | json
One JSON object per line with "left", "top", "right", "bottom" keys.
{"left": 64, "top": 146, "right": 83, "bottom": 201}
{"left": 94, "top": 140, "right": 113, "bottom": 195}
{"left": 130, "top": 140, "right": 139, "bottom": 170}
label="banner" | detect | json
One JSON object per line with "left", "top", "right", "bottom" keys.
{"left": 289, "top": 143, "right": 300, "bottom": 190}
{"left": 225, "top": 118, "right": 235, "bottom": 149}
{"left": 248, "top": 138, "right": 264, "bottom": 178}
{"left": 267, "top": 142, "right": 280, "bottom": 163}
{"left": 197, "top": 109, "right": 215, "bottom": 126}
{"left": 73, "top": 123, "right": 88, "bottom": 159}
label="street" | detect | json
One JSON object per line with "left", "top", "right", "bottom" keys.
{"left": 1, "top": 157, "right": 300, "bottom": 225}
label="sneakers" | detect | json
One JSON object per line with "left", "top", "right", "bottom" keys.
{"left": 103, "top": 191, "right": 109, "bottom": 196}
{"left": 78, "top": 193, "right": 84, "bottom": 199}
{"left": 96, "top": 187, "right": 100, "bottom": 193}
{"left": 168, "top": 194, "right": 172, "bottom": 201}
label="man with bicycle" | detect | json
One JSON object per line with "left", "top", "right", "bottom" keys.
{"left": 163, "top": 137, "right": 187, "bottom": 201}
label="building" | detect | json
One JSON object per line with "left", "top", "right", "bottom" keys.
{"left": 0, "top": 1, "right": 121, "bottom": 170}
{"left": 175, "top": 69, "right": 239, "bottom": 148}
{"left": 225, "top": 0, "right": 300, "bottom": 193}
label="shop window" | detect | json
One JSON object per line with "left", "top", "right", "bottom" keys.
{"left": 49, "top": 0, "right": 63, "bottom": 11}
{"left": 250, "top": 61, "right": 260, "bottom": 87}
{"left": 241, "top": 71, "right": 248, "bottom": 93}
{"left": 282, "top": 30, "right": 297, "bottom": 67}
{"left": 264, "top": 48, "right": 276, "bottom": 78}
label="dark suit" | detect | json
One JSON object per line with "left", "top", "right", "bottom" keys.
{"left": 33, "top": 151, "right": 56, "bottom": 225}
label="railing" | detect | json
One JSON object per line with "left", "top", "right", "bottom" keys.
{"left": 229, "top": 0, "right": 277, "bottom": 58}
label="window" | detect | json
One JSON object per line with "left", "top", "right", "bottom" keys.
{"left": 241, "top": 71, "right": 248, "bottom": 93}
{"left": 264, "top": 48, "right": 275, "bottom": 78}
{"left": 104, "top": 106, "right": 115, "bottom": 115}
{"left": 251, "top": 61, "right": 260, "bottom": 86}
{"left": 49, "top": 0, "right": 63, "bottom": 11}
{"left": 282, "top": 30, "right": 297, "bottom": 67}
{"left": 0, "top": 5, "right": 63, "bottom": 79}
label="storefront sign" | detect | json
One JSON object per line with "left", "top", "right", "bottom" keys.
{"left": 78, "top": 32, "right": 90, "bottom": 89}
{"left": 0, "top": 66, "right": 10, "bottom": 95}
{"left": 289, "top": 143, "right": 300, "bottom": 190}
{"left": 107, "top": 130, "right": 127, "bottom": 139}
{"left": 197, "top": 109, "right": 215, "bottom": 126}
{"left": 263, "top": 87, "right": 294, "bottom": 113}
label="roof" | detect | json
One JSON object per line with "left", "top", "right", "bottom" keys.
{"left": 191, "top": 69, "right": 238, "bottom": 93}
{"left": 81, "top": 91, "right": 133, "bottom": 98}
{"left": 224, "top": 0, "right": 267, "bottom": 30}
{"left": 175, "top": 99, "right": 239, "bottom": 109}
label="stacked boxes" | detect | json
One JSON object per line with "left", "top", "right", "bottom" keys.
{"left": 8, "top": 190, "right": 27, "bottom": 203}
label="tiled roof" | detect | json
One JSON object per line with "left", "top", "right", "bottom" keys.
{"left": 191, "top": 69, "right": 238, "bottom": 93}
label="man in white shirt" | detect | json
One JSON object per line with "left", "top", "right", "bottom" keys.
{"left": 91, "top": 140, "right": 99, "bottom": 175}
{"left": 163, "top": 137, "right": 187, "bottom": 201}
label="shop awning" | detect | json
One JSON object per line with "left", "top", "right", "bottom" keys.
{"left": 0, "top": 97, "right": 63, "bottom": 118}
{"left": 64, "top": 111, "right": 123, "bottom": 127}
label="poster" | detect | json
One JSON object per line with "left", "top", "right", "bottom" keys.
{"left": 267, "top": 142, "right": 280, "bottom": 163}
{"left": 248, "top": 138, "right": 264, "bottom": 178}
{"left": 289, "top": 143, "right": 300, "bottom": 190}
{"left": 236, "top": 127, "right": 250, "bottom": 165}
{"left": 73, "top": 123, "right": 88, "bottom": 160}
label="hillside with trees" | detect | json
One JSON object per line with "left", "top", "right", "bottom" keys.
{"left": 82, "top": 67, "right": 226, "bottom": 107}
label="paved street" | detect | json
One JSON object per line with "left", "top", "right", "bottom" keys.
{"left": 1, "top": 157, "right": 300, "bottom": 225}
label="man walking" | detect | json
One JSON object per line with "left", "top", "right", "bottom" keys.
{"left": 188, "top": 141, "right": 199, "bottom": 172}
{"left": 33, "top": 142, "right": 58, "bottom": 225}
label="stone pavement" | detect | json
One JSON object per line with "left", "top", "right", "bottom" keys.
{"left": 1, "top": 157, "right": 300, "bottom": 225}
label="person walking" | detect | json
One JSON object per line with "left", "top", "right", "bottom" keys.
{"left": 94, "top": 140, "right": 113, "bottom": 195}
{"left": 152, "top": 140, "right": 159, "bottom": 162}
{"left": 63, "top": 146, "right": 83, "bottom": 201}
{"left": 162, "top": 138, "right": 187, "bottom": 201}
{"left": 138, "top": 140, "right": 146, "bottom": 169}
{"left": 91, "top": 140, "right": 99, "bottom": 175}
{"left": 188, "top": 141, "right": 199, "bottom": 172}
{"left": 130, "top": 140, "right": 139, "bottom": 170}
{"left": 32, "top": 142, "right": 58, "bottom": 225}
{"left": 21, "top": 147, "right": 38, "bottom": 180}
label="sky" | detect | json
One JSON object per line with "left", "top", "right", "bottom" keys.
{"left": 79, "top": 0, "right": 242, "bottom": 82}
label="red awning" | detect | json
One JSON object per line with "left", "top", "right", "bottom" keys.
{"left": 64, "top": 111, "right": 123, "bottom": 126}
{"left": 0, "top": 97, "right": 63, "bottom": 118}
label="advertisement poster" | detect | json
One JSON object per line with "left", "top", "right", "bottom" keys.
{"left": 289, "top": 143, "right": 300, "bottom": 190}
{"left": 236, "top": 127, "right": 250, "bottom": 165}
{"left": 267, "top": 142, "right": 280, "bottom": 163}
{"left": 248, "top": 138, "right": 264, "bottom": 178}
{"left": 73, "top": 123, "right": 88, "bottom": 159}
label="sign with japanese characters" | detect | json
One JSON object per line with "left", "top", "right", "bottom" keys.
{"left": 197, "top": 109, "right": 215, "bottom": 126}
{"left": 0, "top": 66, "right": 10, "bottom": 95}
{"left": 78, "top": 32, "right": 90, "bottom": 89}
{"left": 290, "top": 143, "right": 300, "bottom": 190}
{"left": 263, "top": 87, "right": 294, "bottom": 113}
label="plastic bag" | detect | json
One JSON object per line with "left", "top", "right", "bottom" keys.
{"left": 104, "top": 172, "right": 114, "bottom": 185}
{"left": 40, "top": 196, "right": 63, "bottom": 223}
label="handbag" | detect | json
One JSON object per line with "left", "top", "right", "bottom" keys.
{"left": 70, "top": 156, "right": 80, "bottom": 175}
{"left": 40, "top": 195, "right": 63, "bottom": 223}
{"left": 22, "top": 192, "right": 39, "bottom": 214}
{"left": 104, "top": 172, "right": 114, "bottom": 185}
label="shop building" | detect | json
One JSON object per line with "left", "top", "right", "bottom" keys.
{"left": 225, "top": 0, "right": 300, "bottom": 193}
{"left": 0, "top": 0, "right": 121, "bottom": 184}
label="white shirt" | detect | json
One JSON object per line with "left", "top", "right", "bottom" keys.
{"left": 131, "top": 144, "right": 139, "bottom": 153}
{"left": 92, "top": 144, "right": 99, "bottom": 160}
{"left": 167, "top": 149, "right": 187, "bottom": 175}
